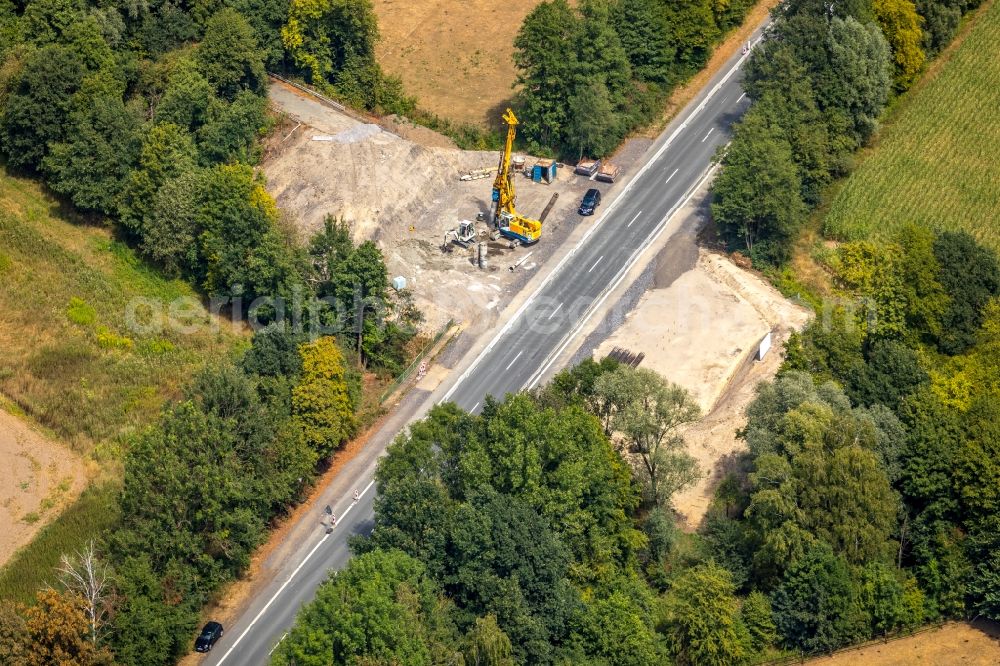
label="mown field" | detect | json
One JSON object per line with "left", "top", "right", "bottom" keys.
{"left": 823, "top": 0, "right": 1000, "bottom": 250}
{"left": 0, "top": 169, "right": 244, "bottom": 454}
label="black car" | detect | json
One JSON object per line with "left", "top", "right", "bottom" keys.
{"left": 578, "top": 188, "right": 601, "bottom": 216}
{"left": 195, "top": 621, "right": 224, "bottom": 652}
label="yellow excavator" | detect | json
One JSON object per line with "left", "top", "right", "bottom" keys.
{"left": 490, "top": 108, "right": 542, "bottom": 245}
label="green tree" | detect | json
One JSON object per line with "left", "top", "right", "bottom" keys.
{"left": 581, "top": 590, "right": 665, "bottom": 666}
{"left": 0, "top": 44, "right": 85, "bottom": 171}
{"left": 280, "top": 0, "right": 398, "bottom": 111}
{"left": 195, "top": 162, "right": 299, "bottom": 301}
{"left": 566, "top": 79, "right": 618, "bottom": 160}
{"left": 744, "top": 43, "right": 838, "bottom": 203}
{"left": 291, "top": 336, "right": 355, "bottom": 457}
{"left": 119, "top": 123, "right": 198, "bottom": 235}
{"left": 43, "top": 73, "right": 142, "bottom": 215}
{"left": 595, "top": 366, "right": 701, "bottom": 507}
{"left": 141, "top": 168, "right": 206, "bottom": 276}
{"left": 771, "top": 542, "right": 865, "bottom": 652}
{"left": 856, "top": 561, "right": 914, "bottom": 636}
{"left": 665, "top": 0, "right": 721, "bottom": 70}
{"left": 196, "top": 7, "right": 266, "bottom": 99}
{"left": 110, "top": 555, "right": 200, "bottom": 666}
{"left": 659, "top": 562, "right": 750, "bottom": 665}
{"left": 825, "top": 16, "right": 893, "bottom": 143}
{"left": 933, "top": 230, "right": 1000, "bottom": 354}
{"left": 513, "top": 0, "right": 580, "bottom": 151}
{"left": 154, "top": 57, "right": 214, "bottom": 132}
{"left": 741, "top": 590, "right": 777, "bottom": 652}
{"left": 196, "top": 89, "right": 268, "bottom": 164}
{"left": 273, "top": 549, "right": 462, "bottom": 666}
{"left": 712, "top": 107, "right": 807, "bottom": 262}
{"left": 464, "top": 614, "right": 515, "bottom": 666}
{"left": 611, "top": 0, "right": 674, "bottom": 83}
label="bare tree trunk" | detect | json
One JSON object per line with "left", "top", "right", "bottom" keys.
{"left": 57, "top": 540, "right": 110, "bottom": 646}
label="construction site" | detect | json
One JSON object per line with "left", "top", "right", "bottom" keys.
{"left": 262, "top": 77, "right": 812, "bottom": 530}
{"left": 263, "top": 79, "right": 637, "bottom": 333}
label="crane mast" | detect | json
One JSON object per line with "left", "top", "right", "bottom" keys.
{"left": 490, "top": 108, "right": 542, "bottom": 244}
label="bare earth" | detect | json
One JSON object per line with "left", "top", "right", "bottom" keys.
{"left": 0, "top": 405, "right": 88, "bottom": 566}
{"left": 806, "top": 621, "right": 1000, "bottom": 665}
{"left": 372, "top": 0, "right": 540, "bottom": 125}
{"left": 596, "top": 247, "right": 812, "bottom": 528}
{"left": 264, "top": 80, "right": 645, "bottom": 333}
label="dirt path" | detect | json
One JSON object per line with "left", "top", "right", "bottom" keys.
{"left": 805, "top": 620, "right": 1000, "bottom": 665}
{"left": 0, "top": 404, "right": 89, "bottom": 566}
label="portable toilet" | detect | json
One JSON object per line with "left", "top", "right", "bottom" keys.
{"left": 532, "top": 159, "right": 557, "bottom": 184}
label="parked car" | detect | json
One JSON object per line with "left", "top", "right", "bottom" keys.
{"left": 195, "top": 621, "right": 224, "bottom": 652}
{"left": 578, "top": 188, "right": 601, "bottom": 216}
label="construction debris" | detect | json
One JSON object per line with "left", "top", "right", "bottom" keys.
{"left": 596, "top": 162, "right": 621, "bottom": 183}
{"left": 509, "top": 251, "right": 534, "bottom": 272}
{"left": 575, "top": 158, "right": 601, "bottom": 177}
{"left": 606, "top": 346, "right": 645, "bottom": 368}
{"left": 460, "top": 167, "right": 494, "bottom": 181}
{"left": 538, "top": 193, "right": 559, "bottom": 223}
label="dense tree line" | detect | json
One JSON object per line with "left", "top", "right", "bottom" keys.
{"left": 711, "top": 0, "right": 983, "bottom": 264}
{"left": 698, "top": 227, "right": 1000, "bottom": 654}
{"left": 0, "top": 327, "right": 374, "bottom": 664}
{"left": 274, "top": 228, "right": 1000, "bottom": 663}
{"left": 0, "top": 0, "right": 411, "bottom": 312}
{"left": 513, "top": 0, "right": 755, "bottom": 158}
{"left": 274, "top": 366, "right": 780, "bottom": 665}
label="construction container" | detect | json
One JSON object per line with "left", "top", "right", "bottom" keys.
{"left": 596, "top": 162, "right": 621, "bottom": 183}
{"left": 532, "top": 159, "right": 557, "bottom": 184}
{"left": 392, "top": 276, "right": 407, "bottom": 290}
{"left": 477, "top": 242, "right": 488, "bottom": 269}
{"left": 575, "top": 158, "right": 601, "bottom": 177}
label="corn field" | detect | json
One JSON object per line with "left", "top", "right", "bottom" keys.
{"left": 824, "top": 0, "right": 1000, "bottom": 251}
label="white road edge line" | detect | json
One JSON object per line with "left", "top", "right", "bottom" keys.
{"left": 548, "top": 302, "right": 563, "bottom": 319}
{"left": 215, "top": 478, "right": 377, "bottom": 665}
{"left": 438, "top": 32, "right": 760, "bottom": 405}
{"left": 665, "top": 168, "right": 679, "bottom": 185}
{"left": 627, "top": 211, "right": 642, "bottom": 228}
{"left": 737, "top": 92, "right": 747, "bottom": 103}
{"left": 701, "top": 128, "right": 714, "bottom": 142}
{"left": 588, "top": 256, "right": 604, "bottom": 273}
{"left": 524, "top": 164, "right": 720, "bottom": 391}
{"left": 268, "top": 633, "right": 288, "bottom": 656}
{"left": 471, "top": 401, "right": 480, "bottom": 413}
{"left": 504, "top": 350, "right": 523, "bottom": 371}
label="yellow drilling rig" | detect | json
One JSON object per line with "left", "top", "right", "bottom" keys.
{"left": 490, "top": 108, "right": 542, "bottom": 245}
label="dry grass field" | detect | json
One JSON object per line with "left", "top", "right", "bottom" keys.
{"left": 824, "top": 0, "right": 1000, "bottom": 250}
{"left": 372, "top": 0, "right": 541, "bottom": 125}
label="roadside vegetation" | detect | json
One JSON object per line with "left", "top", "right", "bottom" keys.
{"left": 0, "top": 0, "right": 422, "bottom": 662}
{"left": 709, "top": 0, "right": 984, "bottom": 265}
{"left": 513, "top": 0, "right": 758, "bottom": 159}
{"left": 824, "top": 0, "right": 1000, "bottom": 250}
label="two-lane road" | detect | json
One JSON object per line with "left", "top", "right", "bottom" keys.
{"left": 205, "top": 29, "right": 759, "bottom": 666}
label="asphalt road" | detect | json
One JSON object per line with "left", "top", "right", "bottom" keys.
{"left": 205, "top": 31, "right": 759, "bottom": 666}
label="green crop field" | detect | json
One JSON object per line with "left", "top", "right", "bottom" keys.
{"left": 824, "top": 0, "right": 1000, "bottom": 250}
{"left": 0, "top": 169, "right": 245, "bottom": 453}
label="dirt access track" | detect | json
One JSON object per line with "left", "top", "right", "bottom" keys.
{"left": 0, "top": 405, "right": 88, "bottom": 567}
